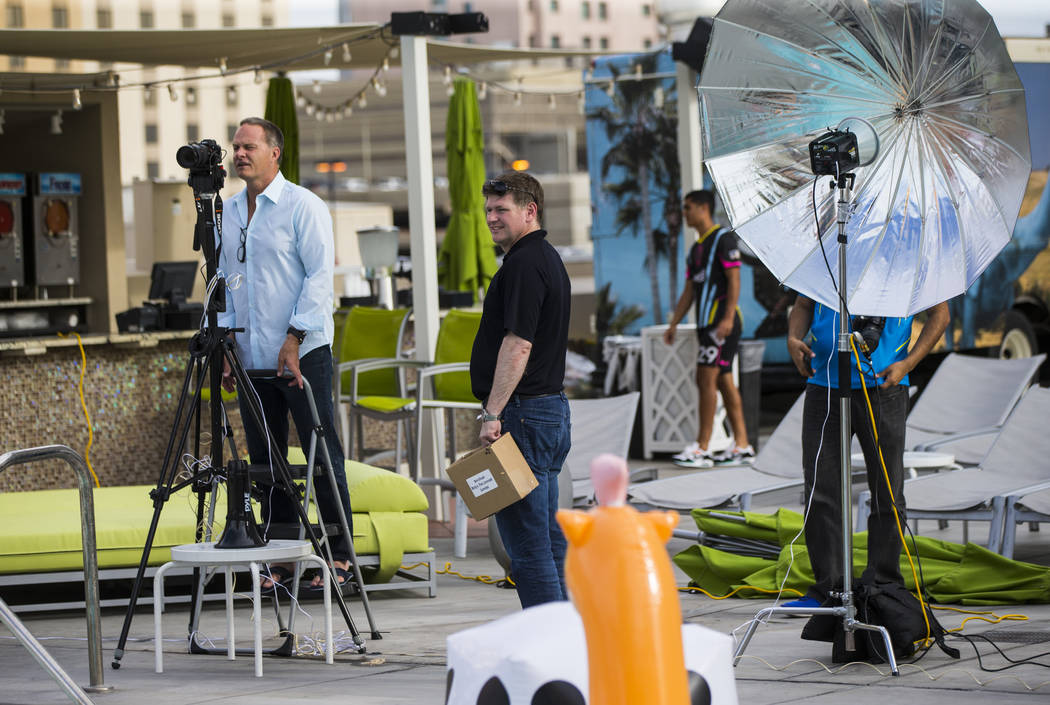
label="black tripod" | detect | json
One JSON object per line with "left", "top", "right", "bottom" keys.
{"left": 112, "top": 154, "right": 376, "bottom": 669}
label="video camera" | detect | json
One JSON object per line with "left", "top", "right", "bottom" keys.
{"left": 177, "top": 138, "right": 226, "bottom": 194}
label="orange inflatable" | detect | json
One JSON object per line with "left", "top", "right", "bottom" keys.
{"left": 556, "top": 453, "right": 689, "bottom": 705}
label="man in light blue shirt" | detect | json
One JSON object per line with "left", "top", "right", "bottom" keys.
{"left": 218, "top": 117, "right": 351, "bottom": 592}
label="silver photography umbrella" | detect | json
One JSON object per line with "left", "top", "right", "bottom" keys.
{"left": 699, "top": 0, "right": 1031, "bottom": 316}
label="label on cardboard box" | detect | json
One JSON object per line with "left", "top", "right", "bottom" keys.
{"left": 465, "top": 469, "right": 498, "bottom": 497}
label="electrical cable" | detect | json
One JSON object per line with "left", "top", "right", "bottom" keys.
{"left": 56, "top": 331, "right": 99, "bottom": 487}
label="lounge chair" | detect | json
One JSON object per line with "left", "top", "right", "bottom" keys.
{"left": 627, "top": 392, "right": 806, "bottom": 512}
{"left": 999, "top": 483, "right": 1050, "bottom": 559}
{"left": 564, "top": 392, "right": 643, "bottom": 507}
{"left": 900, "top": 352, "right": 1045, "bottom": 465}
{"left": 857, "top": 385, "right": 1050, "bottom": 553}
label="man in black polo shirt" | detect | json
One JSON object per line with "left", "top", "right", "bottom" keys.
{"left": 470, "top": 171, "right": 571, "bottom": 608}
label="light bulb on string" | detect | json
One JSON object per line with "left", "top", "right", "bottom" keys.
{"left": 254, "top": 69, "right": 263, "bottom": 84}
{"left": 323, "top": 48, "right": 333, "bottom": 65}
{"left": 382, "top": 57, "right": 390, "bottom": 73}
{"left": 227, "top": 85, "right": 237, "bottom": 102}
{"left": 168, "top": 84, "right": 178, "bottom": 102}
{"left": 50, "top": 110, "right": 63, "bottom": 135}
{"left": 342, "top": 104, "right": 353, "bottom": 118}
{"left": 72, "top": 88, "right": 82, "bottom": 110}
{"left": 218, "top": 57, "right": 228, "bottom": 74}
{"left": 605, "top": 80, "right": 615, "bottom": 98}
{"left": 478, "top": 82, "right": 487, "bottom": 100}
{"left": 443, "top": 65, "right": 452, "bottom": 85}
{"left": 513, "top": 92, "right": 522, "bottom": 107}
{"left": 305, "top": 103, "right": 316, "bottom": 116}
{"left": 375, "top": 80, "right": 387, "bottom": 97}
{"left": 325, "top": 111, "right": 335, "bottom": 123}
{"left": 447, "top": 82, "right": 455, "bottom": 97}
{"left": 547, "top": 94, "right": 556, "bottom": 111}
{"left": 296, "top": 91, "right": 306, "bottom": 108}
{"left": 143, "top": 84, "right": 152, "bottom": 101}
{"left": 357, "top": 93, "right": 367, "bottom": 108}
{"left": 342, "top": 43, "right": 352, "bottom": 63}
{"left": 312, "top": 79, "right": 321, "bottom": 95}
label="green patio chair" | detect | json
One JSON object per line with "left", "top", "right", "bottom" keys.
{"left": 335, "top": 306, "right": 412, "bottom": 468}
{"left": 346, "top": 309, "right": 482, "bottom": 483}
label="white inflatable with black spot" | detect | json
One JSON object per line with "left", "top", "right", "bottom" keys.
{"left": 445, "top": 602, "right": 737, "bottom": 705}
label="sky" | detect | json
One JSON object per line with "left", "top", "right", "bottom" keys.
{"left": 289, "top": 0, "right": 1049, "bottom": 37}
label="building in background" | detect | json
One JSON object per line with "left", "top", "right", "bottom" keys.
{"left": 2, "top": 0, "right": 283, "bottom": 184}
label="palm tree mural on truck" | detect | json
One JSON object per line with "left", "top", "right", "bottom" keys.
{"left": 591, "top": 55, "right": 681, "bottom": 324}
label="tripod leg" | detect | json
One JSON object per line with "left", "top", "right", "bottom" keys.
{"left": 113, "top": 351, "right": 213, "bottom": 669}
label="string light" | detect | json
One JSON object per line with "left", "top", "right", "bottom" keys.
{"left": 342, "top": 104, "right": 353, "bottom": 118}
{"left": 312, "top": 79, "right": 321, "bottom": 95}
{"left": 323, "top": 48, "right": 333, "bottom": 65}
{"left": 254, "top": 69, "right": 264, "bottom": 84}
{"left": 304, "top": 103, "right": 316, "bottom": 116}
{"left": 381, "top": 57, "right": 390, "bottom": 73}
{"left": 168, "top": 84, "right": 178, "bottom": 102}
{"left": 447, "top": 81, "right": 455, "bottom": 97}
{"left": 605, "top": 80, "right": 615, "bottom": 97}
{"left": 106, "top": 71, "right": 118, "bottom": 87}
{"left": 513, "top": 92, "right": 522, "bottom": 107}
{"left": 50, "top": 109, "right": 63, "bottom": 135}
{"left": 72, "top": 88, "right": 82, "bottom": 110}
{"left": 143, "top": 84, "right": 153, "bottom": 101}
{"left": 375, "top": 80, "right": 387, "bottom": 97}
{"left": 218, "top": 57, "right": 228, "bottom": 74}
{"left": 186, "top": 87, "right": 197, "bottom": 105}
{"left": 357, "top": 93, "right": 367, "bottom": 108}
{"left": 0, "top": 109, "right": 5, "bottom": 136}
{"left": 478, "top": 82, "right": 487, "bottom": 100}
{"left": 227, "top": 85, "right": 237, "bottom": 102}
{"left": 296, "top": 92, "right": 306, "bottom": 108}
{"left": 342, "top": 43, "right": 352, "bottom": 63}
{"left": 547, "top": 93, "right": 556, "bottom": 110}
{"left": 443, "top": 65, "right": 452, "bottom": 85}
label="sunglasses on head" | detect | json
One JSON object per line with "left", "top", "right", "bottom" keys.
{"left": 484, "top": 179, "right": 536, "bottom": 204}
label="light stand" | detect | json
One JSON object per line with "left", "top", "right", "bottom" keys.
{"left": 732, "top": 126, "right": 899, "bottom": 674}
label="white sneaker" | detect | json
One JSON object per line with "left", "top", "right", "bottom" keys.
{"left": 672, "top": 441, "right": 700, "bottom": 462}
{"left": 713, "top": 445, "right": 756, "bottom": 464}
{"left": 673, "top": 447, "right": 715, "bottom": 468}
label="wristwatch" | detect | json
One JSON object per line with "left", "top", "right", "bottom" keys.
{"left": 286, "top": 326, "right": 307, "bottom": 344}
{"left": 478, "top": 408, "right": 502, "bottom": 423}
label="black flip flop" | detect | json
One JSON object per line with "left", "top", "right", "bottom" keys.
{"left": 259, "top": 564, "right": 294, "bottom": 595}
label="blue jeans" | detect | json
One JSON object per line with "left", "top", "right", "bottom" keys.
{"left": 494, "top": 392, "right": 571, "bottom": 608}
{"left": 238, "top": 346, "right": 353, "bottom": 562}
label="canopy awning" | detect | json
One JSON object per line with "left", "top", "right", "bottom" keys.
{"left": 0, "top": 26, "right": 609, "bottom": 76}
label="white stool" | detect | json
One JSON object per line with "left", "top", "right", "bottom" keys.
{"left": 154, "top": 539, "right": 333, "bottom": 677}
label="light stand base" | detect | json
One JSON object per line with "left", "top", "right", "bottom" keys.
{"left": 731, "top": 605, "right": 899, "bottom": 675}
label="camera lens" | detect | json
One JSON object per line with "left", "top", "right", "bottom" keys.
{"left": 176, "top": 143, "right": 205, "bottom": 169}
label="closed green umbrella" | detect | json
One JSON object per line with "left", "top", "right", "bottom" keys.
{"left": 264, "top": 75, "right": 299, "bottom": 185}
{"left": 438, "top": 76, "right": 497, "bottom": 301}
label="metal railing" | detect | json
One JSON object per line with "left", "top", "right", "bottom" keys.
{"left": 0, "top": 444, "right": 113, "bottom": 702}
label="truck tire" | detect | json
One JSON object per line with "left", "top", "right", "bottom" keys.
{"left": 999, "top": 310, "right": 1037, "bottom": 360}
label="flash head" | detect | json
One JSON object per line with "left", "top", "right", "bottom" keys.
{"left": 809, "top": 130, "right": 860, "bottom": 176}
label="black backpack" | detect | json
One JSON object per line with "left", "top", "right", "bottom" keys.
{"left": 801, "top": 580, "right": 960, "bottom": 663}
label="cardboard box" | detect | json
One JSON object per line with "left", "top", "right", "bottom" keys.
{"left": 446, "top": 433, "right": 537, "bottom": 519}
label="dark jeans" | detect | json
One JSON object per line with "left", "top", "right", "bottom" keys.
{"left": 494, "top": 392, "right": 571, "bottom": 608}
{"left": 801, "top": 383, "right": 907, "bottom": 602}
{"left": 238, "top": 346, "right": 352, "bottom": 562}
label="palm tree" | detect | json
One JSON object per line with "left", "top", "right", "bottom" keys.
{"left": 591, "top": 55, "right": 681, "bottom": 324}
